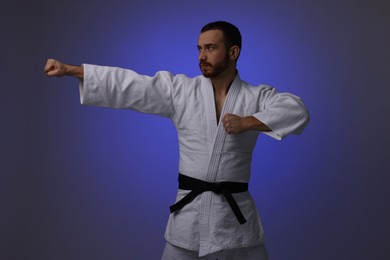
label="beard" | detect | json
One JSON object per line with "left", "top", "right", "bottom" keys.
{"left": 199, "top": 54, "right": 229, "bottom": 78}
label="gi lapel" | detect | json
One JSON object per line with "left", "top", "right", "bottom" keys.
{"left": 198, "top": 74, "right": 242, "bottom": 256}
{"left": 203, "top": 74, "right": 242, "bottom": 182}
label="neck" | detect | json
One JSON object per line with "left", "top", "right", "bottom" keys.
{"left": 211, "top": 66, "right": 237, "bottom": 95}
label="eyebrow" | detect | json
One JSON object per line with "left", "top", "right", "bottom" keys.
{"left": 197, "top": 43, "right": 217, "bottom": 49}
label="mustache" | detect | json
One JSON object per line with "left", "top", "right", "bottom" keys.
{"left": 199, "top": 62, "right": 212, "bottom": 67}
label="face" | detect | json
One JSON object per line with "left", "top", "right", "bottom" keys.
{"left": 197, "top": 30, "right": 229, "bottom": 78}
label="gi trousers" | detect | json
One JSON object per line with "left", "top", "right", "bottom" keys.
{"left": 161, "top": 242, "right": 269, "bottom": 260}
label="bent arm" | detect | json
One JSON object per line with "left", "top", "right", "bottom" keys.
{"left": 243, "top": 116, "right": 271, "bottom": 131}
{"left": 254, "top": 88, "right": 310, "bottom": 140}
{"left": 222, "top": 114, "right": 270, "bottom": 134}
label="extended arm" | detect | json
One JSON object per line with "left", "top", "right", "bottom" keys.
{"left": 60, "top": 63, "right": 177, "bottom": 117}
{"left": 44, "top": 59, "right": 84, "bottom": 80}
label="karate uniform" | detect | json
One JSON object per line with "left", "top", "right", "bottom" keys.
{"left": 79, "top": 64, "right": 309, "bottom": 258}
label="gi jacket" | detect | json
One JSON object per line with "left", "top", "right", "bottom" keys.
{"left": 79, "top": 64, "right": 310, "bottom": 257}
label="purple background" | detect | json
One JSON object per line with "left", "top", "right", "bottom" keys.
{"left": 1, "top": 0, "right": 389, "bottom": 259}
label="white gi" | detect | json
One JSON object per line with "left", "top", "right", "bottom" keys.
{"left": 79, "top": 64, "right": 310, "bottom": 258}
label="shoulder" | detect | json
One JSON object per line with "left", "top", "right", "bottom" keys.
{"left": 155, "top": 71, "right": 202, "bottom": 86}
{"left": 238, "top": 79, "right": 275, "bottom": 95}
{"left": 172, "top": 73, "right": 203, "bottom": 84}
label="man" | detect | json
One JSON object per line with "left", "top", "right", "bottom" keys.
{"left": 44, "top": 21, "right": 309, "bottom": 259}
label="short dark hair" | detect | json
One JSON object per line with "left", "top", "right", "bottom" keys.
{"left": 201, "top": 21, "right": 242, "bottom": 50}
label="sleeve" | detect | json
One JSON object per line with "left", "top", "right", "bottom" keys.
{"left": 79, "top": 64, "right": 175, "bottom": 118}
{"left": 252, "top": 86, "right": 310, "bottom": 140}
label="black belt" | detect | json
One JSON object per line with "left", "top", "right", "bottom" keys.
{"left": 169, "top": 173, "right": 248, "bottom": 224}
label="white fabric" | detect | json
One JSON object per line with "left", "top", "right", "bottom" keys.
{"left": 161, "top": 242, "right": 269, "bottom": 260}
{"left": 79, "top": 64, "right": 310, "bottom": 257}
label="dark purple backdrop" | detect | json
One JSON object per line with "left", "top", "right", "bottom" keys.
{"left": 1, "top": 0, "right": 389, "bottom": 259}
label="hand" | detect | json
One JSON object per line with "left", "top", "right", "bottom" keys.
{"left": 222, "top": 113, "right": 247, "bottom": 134}
{"left": 44, "top": 59, "right": 66, "bottom": 77}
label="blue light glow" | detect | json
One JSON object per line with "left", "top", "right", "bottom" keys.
{"left": 2, "top": 0, "right": 389, "bottom": 259}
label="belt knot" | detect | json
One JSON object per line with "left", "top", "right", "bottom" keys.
{"left": 208, "top": 182, "right": 223, "bottom": 193}
{"left": 169, "top": 173, "right": 248, "bottom": 225}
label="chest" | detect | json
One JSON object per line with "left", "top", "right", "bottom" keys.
{"left": 214, "top": 93, "right": 227, "bottom": 123}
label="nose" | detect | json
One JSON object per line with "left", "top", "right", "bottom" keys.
{"left": 198, "top": 50, "right": 206, "bottom": 61}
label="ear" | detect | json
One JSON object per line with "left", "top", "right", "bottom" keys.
{"left": 229, "top": 46, "right": 240, "bottom": 61}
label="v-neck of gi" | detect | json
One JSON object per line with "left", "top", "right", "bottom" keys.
{"left": 203, "top": 73, "right": 241, "bottom": 182}
{"left": 205, "top": 73, "right": 241, "bottom": 130}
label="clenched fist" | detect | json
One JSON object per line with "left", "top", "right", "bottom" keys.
{"left": 43, "top": 59, "right": 84, "bottom": 80}
{"left": 44, "top": 59, "right": 66, "bottom": 77}
{"left": 222, "top": 114, "right": 247, "bottom": 134}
